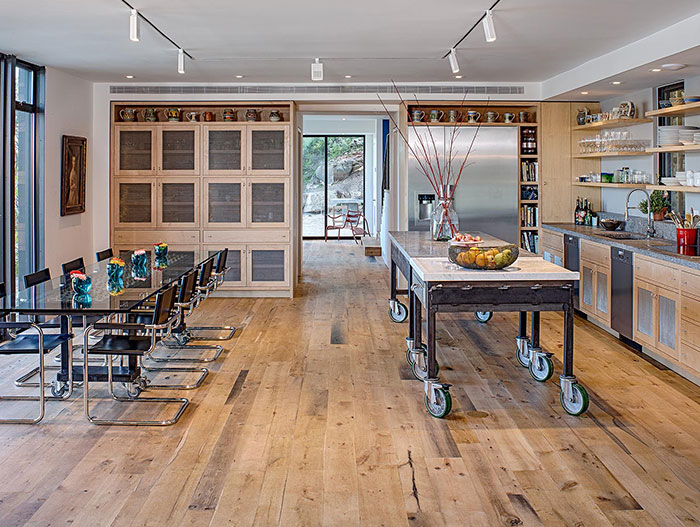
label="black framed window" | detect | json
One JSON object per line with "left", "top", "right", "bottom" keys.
{"left": 1, "top": 54, "right": 45, "bottom": 295}
{"left": 301, "top": 135, "right": 366, "bottom": 239}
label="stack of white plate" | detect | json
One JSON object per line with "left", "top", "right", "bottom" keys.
{"left": 658, "top": 125, "right": 699, "bottom": 146}
{"left": 680, "top": 127, "right": 700, "bottom": 145}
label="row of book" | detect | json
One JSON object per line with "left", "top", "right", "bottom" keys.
{"left": 520, "top": 204, "right": 538, "bottom": 227}
{"left": 521, "top": 232, "right": 539, "bottom": 254}
{"left": 520, "top": 160, "right": 538, "bottom": 182}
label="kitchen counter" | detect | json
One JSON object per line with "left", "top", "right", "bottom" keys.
{"left": 542, "top": 223, "right": 700, "bottom": 271}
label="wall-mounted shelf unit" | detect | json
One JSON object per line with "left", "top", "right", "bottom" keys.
{"left": 647, "top": 144, "right": 700, "bottom": 154}
{"left": 573, "top": 151, "right": 651, "bottom": 159}
{"left": 573, "top": 118, "right": 652, "bottom": 131}
{"left": 645, "top": 101, "right": 700, "bottom": 118}
{"left": 573, "top": 182, "right": 700, "bottom": 194}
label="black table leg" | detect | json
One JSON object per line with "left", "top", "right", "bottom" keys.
{"left": 426, "top": 302, "right": 437, "bottom": 379}
{"left": 516, "top": 311, "right": 529, "bottom": 367}
{"left": 562, "top": 303, "right": 574, "bottom": 378}
{"left": 530, "top": 311, "right": 540, "bottom": 350}
{"left": 559, "top": 291, "right": 589, "bottom": 415}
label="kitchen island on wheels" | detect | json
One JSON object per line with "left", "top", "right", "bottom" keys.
{"left": 389, "top": 231, "right": 589, "bottom": 418}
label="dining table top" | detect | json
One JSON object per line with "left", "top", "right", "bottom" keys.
{"left": 0, "top": 251, "right": 217, "bottom": 316}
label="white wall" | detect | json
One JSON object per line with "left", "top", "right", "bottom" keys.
{"left": 44, "top": 67, "right": 94, "bottom": 277}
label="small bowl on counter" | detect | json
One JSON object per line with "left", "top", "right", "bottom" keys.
{"left": 600, "top": 219, "right": 622, "bottom": 231}
{"left": 448, "top": 243, "right": 519, "bottom": 270}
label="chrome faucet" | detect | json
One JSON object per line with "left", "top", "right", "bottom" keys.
{"left": 625, "top": 188, "right": 655, "bottom": 238}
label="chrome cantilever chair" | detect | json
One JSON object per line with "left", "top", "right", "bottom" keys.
{"left": 82, "top": 284, "right": 190, "bottom": 426}
{"left": 0, "top": 318, "right": 74, "bottom": 424}
{"left": 152, "top": 268, "right": 223, "bottom": 362}
{"left": 95, "top": 248, "right": 113, "bottom": 262}
{"left": 61, "top": 257, "right": 85, "bottom": 276}
{"left": 186, "top": 250, "right": 237, "bottom": 342}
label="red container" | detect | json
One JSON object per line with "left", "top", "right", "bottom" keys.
{"left": 677, "top": 227, "right": 698, "bottom": 246}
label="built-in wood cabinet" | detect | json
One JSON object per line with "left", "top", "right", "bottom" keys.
{"left": 111, "top": 102, "right": 296, "bottom": 297}
{"left": 680, "top": 269, "right": 700, "bottom": 374}
{"left": 633, "top": 255, "right": 680, "bottom": 361}
{"left": 541, "top": 230, "right": 563, "bottom": 267}
{"left": 579, "top": 239, "right": 610, "bottom": 325}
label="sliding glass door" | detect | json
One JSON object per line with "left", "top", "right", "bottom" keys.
{"left": 302, "top": 135, "right": 365, "bottom": 239}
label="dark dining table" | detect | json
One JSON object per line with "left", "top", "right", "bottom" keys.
{"left": 0, "top": 250, "right": 218, "bottom": 389}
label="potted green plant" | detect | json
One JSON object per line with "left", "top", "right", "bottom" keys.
{"left": 638, "top": 190, "right": 670, "bottom": 221}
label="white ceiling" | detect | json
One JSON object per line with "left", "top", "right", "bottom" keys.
{"left": 1, "top": 0, "right": 699, "bottom": 85}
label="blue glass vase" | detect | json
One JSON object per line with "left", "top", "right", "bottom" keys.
{"left": 107, "top": 277, "right": 125, "bottom": 296}
{"left": 131, "top": 252, "right": 148, "bottom": 280}
{"left": 72, "top": 293, "right": 92, "bottom": 309}
{"left": 107, "top": 262, "right": 124, "bottom": 281}
{"left": 154, "top": 243, "right": 168, "bottom": 259}
{"left": 154, "top": 255, "right": 169, "bottom": 270}
{"left": 71, "top": 275, "right": 92, "bottom": 295}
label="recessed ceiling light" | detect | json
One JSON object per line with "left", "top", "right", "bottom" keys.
{"left": 611, "top": 81, "right": 622, "bottom": 85}
{"left": 455, "top": 75, "right": 463, "bottom": 79}
{"left": 125, "top": 75, "right": 134, "bottom": 79}
{"left": 235, "top": 75, "right": 244, "bottom": 79}
{"left": 650, "top": 68, "right": 662, "bottom": 72}
{"left": 581, "top": 91, "right": 589, "bottom": 95}
{"left": 345, "top": 75, "right": 352, "bottom": 79}
{"left": 342, "top": 117, "right": 346, "bottom": 121}
{"left": 662, "top": 63, "right": 686, "bottom": 71}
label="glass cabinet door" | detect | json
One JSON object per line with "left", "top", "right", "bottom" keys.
{"left": 247, "top": 245, "right": 289, "bottom": 287}
{"left": 115, "top": 127, "right": 155, "bottom": 175}
{"left": 157, "top": 178, "right": 199, "bottom": 228}
{"left": 247, "top": 126, "right": 289, "bottom": 174}
{"left": 657, "top": 288, "right": 678, "bottom": 359}
{"left": 203, "top": 126, "right": 245, "bottom": 175}
{"left": 114, "top": 178, "right": 156, "bottom": 229}
{"left": 158, "top": 126, "right": 199, "bottom": 175}
{"left": 580, "top": 262, "right": 595, "bottom": 316}
{"left": 205, "top": 245, "right": 245, "bottom": 288}
{"left": 247, "top": 178, "right": 289, "bottom": 229}
{"left": 202, "top": 178, "right": 245, "bottom": 229}
{"left": 635, "top": 281, "right": 655, "bottom": 348}
{"left": 596, "top": 268, "right": 610, "bottom": 323}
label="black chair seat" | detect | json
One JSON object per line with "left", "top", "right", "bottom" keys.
{"left": 0, "top": 333, "right": 72, "bottom": 354}
{"left": 128, "top": 313, "right": 154, "bottom": 325}
{"left": 87, "top": 335, "right": 152, "bottom": 355}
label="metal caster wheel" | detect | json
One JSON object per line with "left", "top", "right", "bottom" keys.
{"left": 50, "top": 380, "right": 68, "bottom": 398}
{"left": 411, "top": 352, "right": 438, "bottom": 381}
{"left": 515, "top": 339, "right": 530, "bottom": 368}
{"left": 122, "top": 382, "right": 143, "bottom": 399}
{"left": 406, "top": 343, "right": 426, "bottom": 366}
{"left": 174, "top": 332, "right": 190, "bottom": 346}
{"left": 389, "top": 301, "right": 408, "bottom": 323}
{"left": 560, "top": 383, "right": 589, "bottom": 416}
{"left": 529, "top": 354, "right": 554, "bottom": 382}
{"left": 424, "top": 388, "right": 452, "bottom": 418}
{"left": 474, "top": 311, "right": 493, "bottom": 323}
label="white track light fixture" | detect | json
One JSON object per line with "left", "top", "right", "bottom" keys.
{"left": 448, "top": 48, "right": 460, "bottom": 74}
{"left": 311, "top": 58, "right": 323, "bottom": 81}
{"left": 129, "top": 9, "right": 140, "bottom": 42}
{"left": 178, "top": 48, "right": 185, "bottom": 74}
{"left": 483, "top": 10, "right": 496, "bottom": 42}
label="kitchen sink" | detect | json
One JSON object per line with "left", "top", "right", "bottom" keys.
{"left": 596, "top": 231, "right": 647, "bottom": 240}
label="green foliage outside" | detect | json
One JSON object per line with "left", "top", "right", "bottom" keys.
{"left": 302, "top": 136, "right": 364, "bottom": 185}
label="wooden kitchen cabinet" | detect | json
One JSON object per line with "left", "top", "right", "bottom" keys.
{"left": 202, "top": 177, "right": 245, "bottom": 229}
{"left": 578, "top": 239, "right": 611, "bottom": 325}
{"left": 112, "top": 178, "right": 156, "bottom": 229}
{"left": 203, "top": 244, "right": 246, "bottom": 289}
{"left": 157, "top": 125, "right": 200, "bottom": 175}
{"left": 156, "top": 178, "right": 200, "bottom": 229}
{"left": 247, "top": 177, "right": 290, "bottom": 229}
{"left": 542, "top": 230, "right": 564, "bottom": 267}
{"left": 247, "top": 125, "right": 289, "bottom": 175}
{"left": 203, "top": 125, "right": 246, "bottom": 175}
{"left": 114, "top": 126, "right": 156, "bottom": 176}
{"left": 247, "top": 244, "right": 290, "bottom": 288}
{"left": 680, "top": 269, "right": 700, "bottom": 375}
{"left": 633, "top": 277, "right": 680, "bottom": 360}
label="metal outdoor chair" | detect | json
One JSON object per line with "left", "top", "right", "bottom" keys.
{"left": 325, "top": 205, "right": 346, "bottom": 241}
{"left": 345, "top": 210, "right": 370, "bottom": 244}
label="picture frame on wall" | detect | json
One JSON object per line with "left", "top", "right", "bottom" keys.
{"left": 61, "top": 135, "right": 87, "bottom": 216}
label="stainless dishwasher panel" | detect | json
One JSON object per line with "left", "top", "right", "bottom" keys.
{"left": 611, "top": 247, "right": 633, "bottom": 339}
{"left": 564, "top": 234, "right": 580, "bottom": 309}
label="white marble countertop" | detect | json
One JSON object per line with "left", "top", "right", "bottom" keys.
{"left": 410, "top": 256, "right": 580, "bottom": 283}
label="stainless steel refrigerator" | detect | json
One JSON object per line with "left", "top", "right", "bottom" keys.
{"left": 407, "top": 126, "right": 519, "bottom": 244}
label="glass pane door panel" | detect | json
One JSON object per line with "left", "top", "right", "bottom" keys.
{"left": 302, "top": 136, "right": 326, "bottom": 237}
{"left": 14, "top": 110, "right": 35, "bottom": 294}
{"left": 596, "top": 270, "right": 608, "bottom": 315}
{"left": 327, "top": 136, "right": 364, "bottom": 237}
{"left": 162, "top": 130, "right": 195, "bottom": 171}
{"left": 119, "top": 183, "right": 152, "bottom": 223}
{"left": 119, "top": 130, "right": 152, "bottom": 171}
{"left": 250, "top": 130, "right": 285, "bottom": 170}
{"left": 251, "top": 182, "right": 285, "bottom": 224}
{"left": 208, "top": 130, "right": 242, "bottom": 171}
{"left": 637, "top": 286, "right": 654, "bottom": 339}
{"left": 208, "top": 182, "right": 241, "bottom": 224}
{"left": 161, "top": 182, "right": 195, "bottom": 223}
{"left": 209, "top": 249, "right": 242, "bottom": 283}
{"left": 251, "top": 249, "right": 285, "bottom": 282}
{"left": 658, "top": 294, "right": 677, "bottom": 351}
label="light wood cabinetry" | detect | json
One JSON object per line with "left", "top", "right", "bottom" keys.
{"left": 541, "top": 230, "right": 563, "bottom": 267}
{"left": 680, "top": 269, "right": 700, "bottom": 375}
{"left": 111, "top": 102, "right": 297, "bottom": 297}
{"left": 578, "top": 239, "right": 611, "bottom": 325}
{"left": 633, "top": 255, "right": 680, "bottom": 361}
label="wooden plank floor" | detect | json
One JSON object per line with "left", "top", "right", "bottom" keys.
{"left": 0, "top": 240, "right": 699, "bottom": 526}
